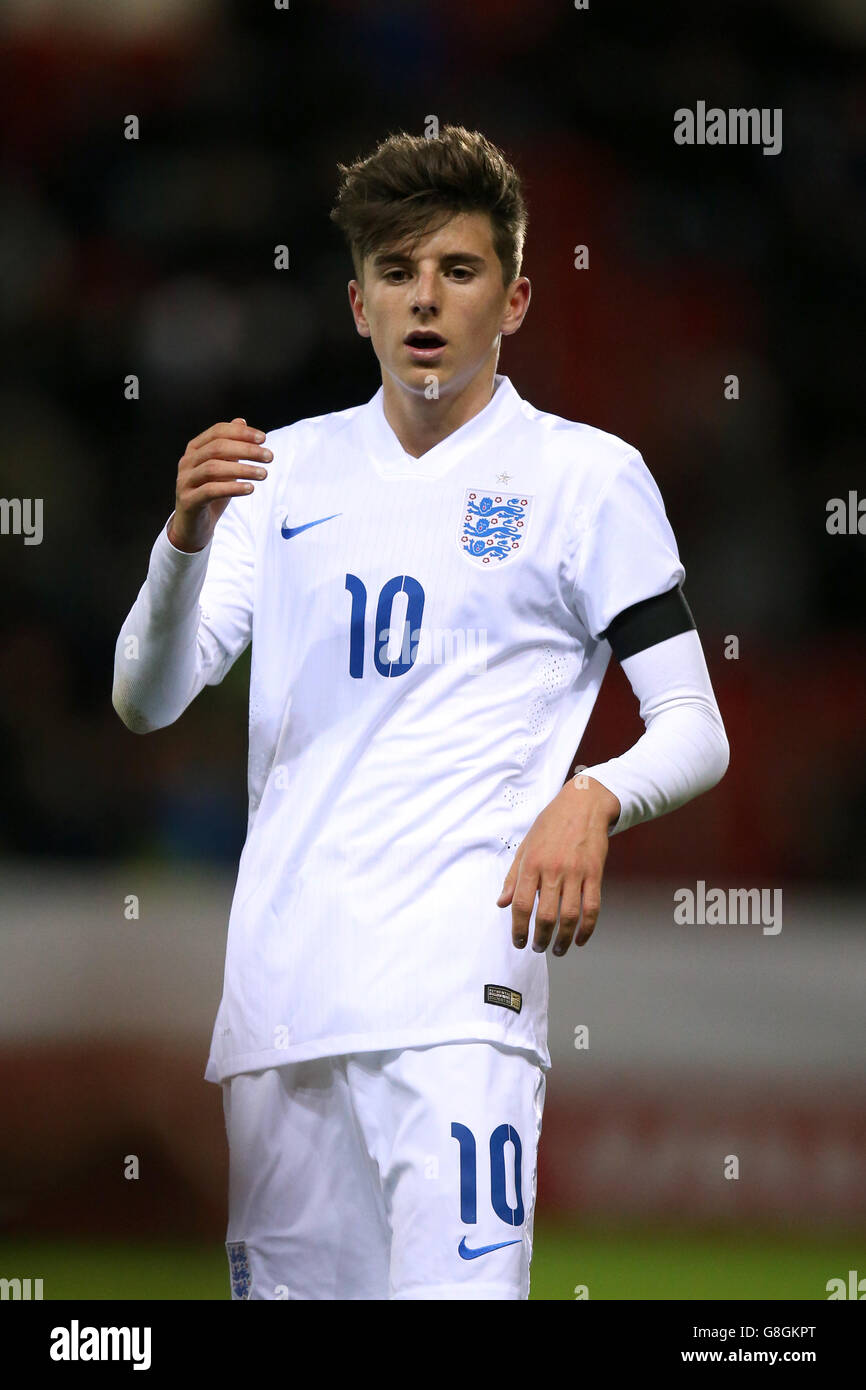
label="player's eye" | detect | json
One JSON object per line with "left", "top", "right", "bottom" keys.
{"left": 383, "top": 268, "right": 409, "bottom": 282}
{"left": 449, "top": 267, "right": 474, "bottom": 280}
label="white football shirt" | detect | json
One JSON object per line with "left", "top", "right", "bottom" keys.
{"left": 123, "top": 374, "right": 686, "bottom": 1081}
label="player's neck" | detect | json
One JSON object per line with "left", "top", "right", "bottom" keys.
{"left": 380, "top": 361, "right": 499, "bottom": 459}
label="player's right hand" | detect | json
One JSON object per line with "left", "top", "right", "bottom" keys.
{"left": 167, "top": 417, "right": 272, "bottom": 553}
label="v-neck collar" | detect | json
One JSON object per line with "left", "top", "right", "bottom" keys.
{"left": 359, "top": 373, "right": 523, "bottom": 480}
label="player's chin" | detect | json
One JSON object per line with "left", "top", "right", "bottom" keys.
{"left": 399, "top": 360, "right": 453, "bottom": 392}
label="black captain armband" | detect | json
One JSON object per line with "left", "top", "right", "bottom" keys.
{"left": 600, "top": 584, "right": 696, "bottom": 662}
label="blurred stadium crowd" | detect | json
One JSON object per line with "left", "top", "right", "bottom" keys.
{"left": 1, "top": 0, "right": 864, "bottom": 880}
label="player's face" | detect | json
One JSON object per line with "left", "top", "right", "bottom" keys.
{"left": 348, "top": 211, "right": 530, "bottom": 397}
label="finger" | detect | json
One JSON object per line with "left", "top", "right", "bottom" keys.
{"left": 186, "top": 436, "right": 273, "bottom": 469}
{"left": 510, "top": 863, "right": 540, "bottom": 948}
{"left": 186, "top": 419, "right": 268, "bottom": 452}
{"left": 576, "top": 878, "right": 603, "bottom": 946}
{"left": 551, "top": 882, "right": 583, "bottom": 956}
{"left": 186, "top": 418, "right": 267, "bottom": 450}
{"left": 181, "top": 479, "right": 259, "bottom": 505}
{"left": 497, "top": 838, "right": 525, "bottom": 907}
{"left": 530, "top": 875, "right": 563, "bottom": 953}
{"left": 184, "top": 455, "right": 270, "bottom": 491}
{"left": 497, "top": 859, "right": 518, "bottom": 907}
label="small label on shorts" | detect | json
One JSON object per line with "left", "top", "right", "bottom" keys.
{"left": 484, "top": 984, "right": 522, "bottom": 1014}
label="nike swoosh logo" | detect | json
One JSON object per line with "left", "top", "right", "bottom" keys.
{"left": 281, "top": 512, "right": 341, "bottom": 539}
{"left": 457, "top": 1236, "right": 522, "bottom": 1261}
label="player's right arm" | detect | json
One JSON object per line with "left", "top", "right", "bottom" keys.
{"left": 111, "top": 418, "right": 272, "bottom": 734}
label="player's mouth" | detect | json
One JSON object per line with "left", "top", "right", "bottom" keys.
{"left": 404, "top": 330, "right": 447, "bottom": 362}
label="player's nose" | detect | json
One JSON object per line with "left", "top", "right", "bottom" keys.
{"left": 412, "top": 272, "right": 439, "bottom": 312}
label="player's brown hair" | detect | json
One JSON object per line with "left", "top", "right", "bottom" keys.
{"left": 329, "top": 125, "right": 528, "bottom": 287}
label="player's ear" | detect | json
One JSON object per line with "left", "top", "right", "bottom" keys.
{"left": 501, "top": 276, "right": 531, "bottom": 337}
{"left": 348, "top": 280, "right": 372, "bottom": 337}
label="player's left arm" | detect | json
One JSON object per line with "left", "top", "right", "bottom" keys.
{"left": 498, "top": 589, "right": 729, "bottom": 953}
{"left": 498, "top": 448, "right": 729, "bottom": 955}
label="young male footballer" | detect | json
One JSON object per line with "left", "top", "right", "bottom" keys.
{"left": 113, "top": 126, "right": 729, "bottom": 1300}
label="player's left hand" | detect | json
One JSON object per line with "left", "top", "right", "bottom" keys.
{"left": 496, "top": 777, "right": 621, "bottom": 954}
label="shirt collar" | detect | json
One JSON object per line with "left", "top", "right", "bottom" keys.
{"left": 359, "top": 373, "right": 524, "bottom": 480}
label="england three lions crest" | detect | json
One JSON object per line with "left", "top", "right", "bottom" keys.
{"left": 459, "top": 489, "right": 533, "bottom": 567}
{"left": 226, "top": 1240, "right": 252, "bottom": 1299}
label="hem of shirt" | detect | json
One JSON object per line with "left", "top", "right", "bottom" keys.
{"left": 204, "top": 1022, "right": 552, "bottom": 1083}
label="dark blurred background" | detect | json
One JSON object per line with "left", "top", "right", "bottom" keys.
{"left": 1, "top": 0, "right": 864, "bottom": 1297}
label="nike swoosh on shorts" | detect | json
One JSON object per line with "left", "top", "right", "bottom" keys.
{"left": 457, "top": 1236, "right": 522, "bottom": 1260}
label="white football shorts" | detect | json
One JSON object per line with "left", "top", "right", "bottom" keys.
{"left": 222, "top": 1040, "right": 546, "bottom": 1300}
